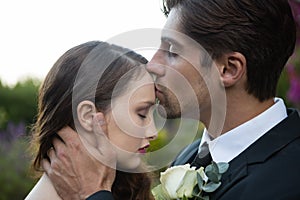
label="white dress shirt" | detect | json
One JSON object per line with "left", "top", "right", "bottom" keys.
{"left": 199, "top": 98, "right": 288, "bottom": 163}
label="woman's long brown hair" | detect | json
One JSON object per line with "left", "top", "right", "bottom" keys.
{"left": 31, "top": 41, "right": 153, "bottom": 200}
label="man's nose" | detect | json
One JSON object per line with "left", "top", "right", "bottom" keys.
{"left": 146, "top": 50, "right": 166, "bottom": 78}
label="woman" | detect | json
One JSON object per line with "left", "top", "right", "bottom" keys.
{"left": 25, "top": 41, "right": 157, "bottom": 200}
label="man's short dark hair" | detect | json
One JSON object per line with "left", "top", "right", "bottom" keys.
{"left": 163, "top": 0, "right": 296, "bottom": 101}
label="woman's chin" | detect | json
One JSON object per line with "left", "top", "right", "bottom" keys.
{"left": 116, "top": 156, "right": 142, "bottom": 172}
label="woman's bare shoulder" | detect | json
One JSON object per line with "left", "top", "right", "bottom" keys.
{"left": 25, "top": 173, "right": 62, "bottom": 200}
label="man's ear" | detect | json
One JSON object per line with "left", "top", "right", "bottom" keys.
{"left": 218, "top": 52, "right": 246, "bottom": 87}
{"left": 77, "top": 100, "right": 98, "bottom": 132}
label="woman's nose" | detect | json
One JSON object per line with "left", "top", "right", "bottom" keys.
{"left": 145, "top": 121, "right": 158, "bottom": 141}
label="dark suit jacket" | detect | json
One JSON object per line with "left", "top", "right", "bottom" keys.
{"left": 86, "top": 190, "right": 114, "bottom": 200}
{"left": 172, "top": 108, "right": 300, "bottom": 200}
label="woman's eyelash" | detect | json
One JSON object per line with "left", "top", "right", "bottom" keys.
{"left": 138, "top": 114, "right": 147, "bottom": 119}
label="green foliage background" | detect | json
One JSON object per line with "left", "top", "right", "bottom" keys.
{"left": 0, "top": 79, "right": 39, "bottom": 129}
{"left": 0, "top": 78, "right": 40, "bottom": 199}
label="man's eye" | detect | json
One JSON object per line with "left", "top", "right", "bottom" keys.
{"left": 168, "top": 45, "right": 178, "bottom": 57}
{"left": 168, "top": 51, "right": 178, "bottom": 57}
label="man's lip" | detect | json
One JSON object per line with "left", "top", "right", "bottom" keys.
{"left": 155, "top": 85, "right": 162, "bottom": 93}
{"left": 155, "top": 88, "right": 163, "bottom": 98}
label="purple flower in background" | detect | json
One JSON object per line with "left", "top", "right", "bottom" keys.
{"left": 285, "top": 1, "right": 300, "bottom": 107}
{"left": 288, "top": 79, "right": 300, "bottom": 103}
{"left": 287, "top": 64, "right": 300, "bottom": 103}
{"left": 0, "top": 121, "right": 26, "bottom": 151}
{"left": 290, "top": 0, "right": 300, "bottom": 27}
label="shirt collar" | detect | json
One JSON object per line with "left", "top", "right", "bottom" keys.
{"left": 199, "top": 98, "right": 287, "bottom": 163}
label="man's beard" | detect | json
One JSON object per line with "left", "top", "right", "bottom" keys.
{"left": 157, "top": 89, "right": 181, "bottom": 119}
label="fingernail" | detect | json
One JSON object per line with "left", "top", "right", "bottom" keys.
{"left": 96, "top": 113, "right": 106, "bottom": 125}
{"left": 99, "top": 120, "right": 106, "bottom": 125}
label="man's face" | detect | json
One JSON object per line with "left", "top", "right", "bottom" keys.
{"left": 147, "top": 9, "right": 212, "bottom": 120}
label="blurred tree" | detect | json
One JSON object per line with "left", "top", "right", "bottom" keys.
{"left": 0, "top": 78, "right": 40, "bottom": 130}
{"left": 0, "top": 78, "right": 40, "bottom": 199}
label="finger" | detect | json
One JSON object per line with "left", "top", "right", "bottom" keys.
{"left": 92, "top": 113, "right": 111, "bottom": 148}
{"left": 52, "top": 137, "right": 72, "bottom": 165}
{"left": 94, "top": 112, "right": 108, "bottom": 135}
{"left": 93, "top": 113, "right": 116, "bottom": 166}
{"left": 41, "top": 158, "right": 51, "bottom": 174}
{"left": 47, "top": 147, "right": 56, "bottom": 160}
{"left": 46, "top": 147, "right": 65, "bottom": 177}
{"left": 53, "top": 137, "right": 66, "bottom": 152}
{"left": 57, "top": 126, "right": 79, "bottom": 146}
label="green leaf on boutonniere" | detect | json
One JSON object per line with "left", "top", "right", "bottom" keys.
{"left": 205, "top": 162, "right": 221, "bottom": 183}
{"left": 203, "top": 196, "right": 210, "bottom": 200}
{"left": 205, "top": 171, "right": 220, "bottom": 183}
{"left": 198, "top": 196, "right": 209, "bottom": 200}
{"left": 205, "top": 162, "right": 218, "bottom": 174}
{"left": 202, "top": 181, "right": 222, "bottom": 193}
{"left": 212, "top": 161, "right": 219, "bottom": 172}
{"left": 193, "top": 185, "right": 200, "bottom": 196}
{"left": 194, "top": 195, "right": 210, "bottom": 200}
{"left": 217, "top": 162, "right": 229, "bottom": 174}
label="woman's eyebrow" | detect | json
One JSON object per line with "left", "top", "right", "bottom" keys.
{"left": 138, "top": 101, "right": 156, "bottom": 108}
{"left": 142, "top": 101, "right": 156, "bottom": 106}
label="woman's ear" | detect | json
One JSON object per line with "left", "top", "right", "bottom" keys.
{"left": 218, "top": 52, "right": 246, "bottom": 87}
{"left": 77, "top": 100, "right": 98, "bottom": 132}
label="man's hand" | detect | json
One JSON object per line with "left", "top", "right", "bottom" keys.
{"left": 42, "top": 113, "right": 116, "bottom": 200}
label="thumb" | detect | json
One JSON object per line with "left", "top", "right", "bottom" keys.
{"left": 91, "top": 113, "right": 116, "bottom": 167}
{"left": 41, "top": 159, "right": 52, "bottom": 175}
{"left": 93, "top": 112, "right": 108, "bottom": 136}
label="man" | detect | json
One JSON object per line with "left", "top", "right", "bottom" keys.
{"left": 43, "top": 0, "right": 300, "bottom": 199}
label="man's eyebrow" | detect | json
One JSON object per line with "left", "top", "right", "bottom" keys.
{"left": 161, "top": 36, "right": 183, "bottom": 48}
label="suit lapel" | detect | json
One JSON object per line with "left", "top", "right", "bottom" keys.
{"left": 211, "top": 151, "right": 248, "bottom": 199}
{"left": 245, "top": 109, "right": 300, "bottom": 164}
{"left": 212, "top": 109, "right": 300, "bottom": 199}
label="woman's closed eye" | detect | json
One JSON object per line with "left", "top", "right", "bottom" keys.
{"left": 138, "top": 113, "right": 147, "bottom": 119}
{"left": 138, "top": 109, "right": 149, "bottom": 119}
{"left": 136, "top": 105, "right": 152, "bottom": 120}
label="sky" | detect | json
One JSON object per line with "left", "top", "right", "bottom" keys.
{"left": 0, "top": 0, "right": 167, "bottom": 86}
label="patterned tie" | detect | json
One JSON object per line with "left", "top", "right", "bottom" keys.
{"left": 191, "top": 142, "right": 212, "bottom": 168}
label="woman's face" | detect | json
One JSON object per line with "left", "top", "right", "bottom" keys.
{"left": 105, "top": 72, "right": 157, "bottom": 170}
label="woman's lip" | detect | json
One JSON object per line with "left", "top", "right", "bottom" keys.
{"left": 138, "top": 144, "right": 150, "bottom": 154}
{"left": 138, "top": 148, "right": 147, "bottom": 154}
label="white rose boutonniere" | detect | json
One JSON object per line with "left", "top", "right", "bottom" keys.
{"left": 152, "top": 162, "right": 229, "bottom": 200}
